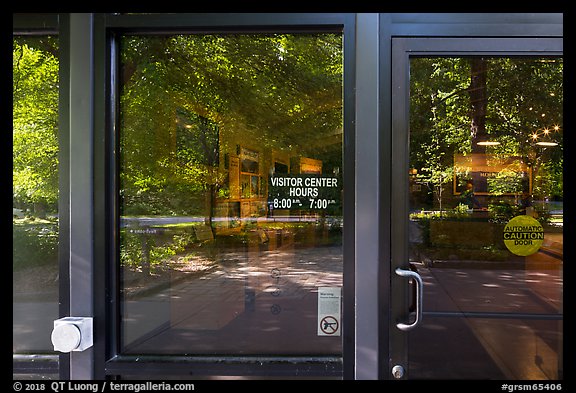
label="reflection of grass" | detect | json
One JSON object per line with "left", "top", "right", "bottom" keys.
{"left": 160, "top": 222, "right": 203, "bottom": 229}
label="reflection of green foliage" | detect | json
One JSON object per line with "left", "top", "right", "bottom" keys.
{"left": 120, "top": 229, "right": 197, "bottom": 271}
{"left": 533, "top": 205, "right": 552, "bottom": 226}
{"left": 487, "top": 169, "right": 525, "bottom": 195}
{"left": 13, "top": 38, "right": 59, "bottom": 213}
{"left": 533, "top": 159, "right": 563, "bottom": 199}
{"left": 120, "top": 34, "right": 343, "bottom": 217}
{"left": 410, "top": 57, "right": 563, "bottom": 210}
{"left": 176, "top": 110, "right": 220, "bottom": 166}
{"left": 488, "top": 200, "right": 523, "bottom": 224}
{"left": 487, "top": 199, "right": 551, "bottom": 226}
{"left": 120, "top": 232, "right": 141, "bottom": 269}
{"left": 410, "top": 204, "right": 470, "bottom": 221}
{"left": 453, "top": 203, "right": 471, "bottom": 216}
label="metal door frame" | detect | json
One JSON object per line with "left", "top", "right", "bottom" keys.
{"left": 388, "top": 36, "right": 563, "bottom": 380}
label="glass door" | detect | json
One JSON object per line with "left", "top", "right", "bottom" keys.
{"left": 391, "top": 38, "right": 563, "bottom": 380}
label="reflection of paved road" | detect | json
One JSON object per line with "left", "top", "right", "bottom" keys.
{"left": 120, "top": 215, "right": 334, "bottom": 227}
{"left": 13, "top": 301, "right": 58, "bottom": 352}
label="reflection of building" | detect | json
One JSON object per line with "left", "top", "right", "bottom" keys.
{"left": 176, "top": 110, "right": 341, "bottom": 222}
{"left": 453, "top": 153, "right": 531, "bottom": 196}
{"left": 222, "top": 142, "right": 326, "bottom": 219}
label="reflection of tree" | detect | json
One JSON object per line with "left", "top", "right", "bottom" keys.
{"left": 487, "top": 58, "right": 563, "bottom": 203}
{"left": 120, "top": 34, "right": 343, "bottom": 223}
{"left": 413, "top": 130, "right": 454, "bottom": 216}
{"left": 13, "top": 37, "right": 59, "bottom": 217}
{"left": 175, "top": 110, "right": 223, "bottom": 234}
{"left": 469, "top": 58, "right": 488, "bottom": 150}
{"left": 410, "top": 57, "right": 563, "bottom": 212}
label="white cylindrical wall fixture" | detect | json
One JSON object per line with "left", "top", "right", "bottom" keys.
{"left": 51, "top": 317, "right": 93, "bottom": 353}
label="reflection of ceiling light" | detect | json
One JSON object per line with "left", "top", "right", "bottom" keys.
{"left": 536, "top": 141, "right": 559, "bottom": 147}
{"left": 476, "top": 139, "right": 500, "bottom": 146}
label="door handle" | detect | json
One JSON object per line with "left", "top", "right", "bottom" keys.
{"left": 395, "top": 267, "right": 423, "bottom": 331}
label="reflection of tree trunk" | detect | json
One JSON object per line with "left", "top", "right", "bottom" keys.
{"left": 204, "top": 185, "right": 216, "bottom": 237}
{"left": 435, "top": 186, "right": 444, "bottom": 217}
{"left": 470, "top": 58, "right": 488, "bottom": 153}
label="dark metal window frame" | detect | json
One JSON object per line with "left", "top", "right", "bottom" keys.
{"left": 94, "top": 13, "right": 357, "bottom": 380}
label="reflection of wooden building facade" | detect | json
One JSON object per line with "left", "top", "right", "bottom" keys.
{"left": 453, "top": 153, "right": 531, "bottom": 196}
{"left": 177, "top": 109, "right": 336, "bottom": 222}
{"left": 218, "top": 140, "right": 325, "bottom": 220}
{"left": 409, "top": 152, "right": 533, "bottom": 211}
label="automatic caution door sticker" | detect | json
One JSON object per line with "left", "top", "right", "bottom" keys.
{"left": 503, "top": 215, "right": 544, "bottom": 256}
{"left": 317, "top": 287, "right": 341, "bottom": 336}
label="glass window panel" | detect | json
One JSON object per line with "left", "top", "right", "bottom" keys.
{"left": 13, "top": 36, "right": 60, "bottom": 356}
{"left": 119, "top": 33, "right": 344, "bottom": 356}
{"left": 408, "top": 57, "right": 562, "bottom": 379}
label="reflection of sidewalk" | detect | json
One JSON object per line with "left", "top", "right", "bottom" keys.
{"left": 13, "top": 301, "right": 58, "bottom": 352}
{"left": 123, "top": 245, "right": 343, "bottom": 355}
{"left": 411, "top": 256, "right": 562, "bottom": 379}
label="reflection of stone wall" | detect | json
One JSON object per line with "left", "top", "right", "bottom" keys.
{"left": 430, "top": 220, "right": 505, "bottom": 248}
{"left": 241, "top": 200, "right": 266, "bottom": 218}
{"left": 228, "top": 156, "right": 240, "bottom": 199}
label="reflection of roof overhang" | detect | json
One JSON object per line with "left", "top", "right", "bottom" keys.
{"left": 453, "top": 152, "right": 531, "bottom": 195}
